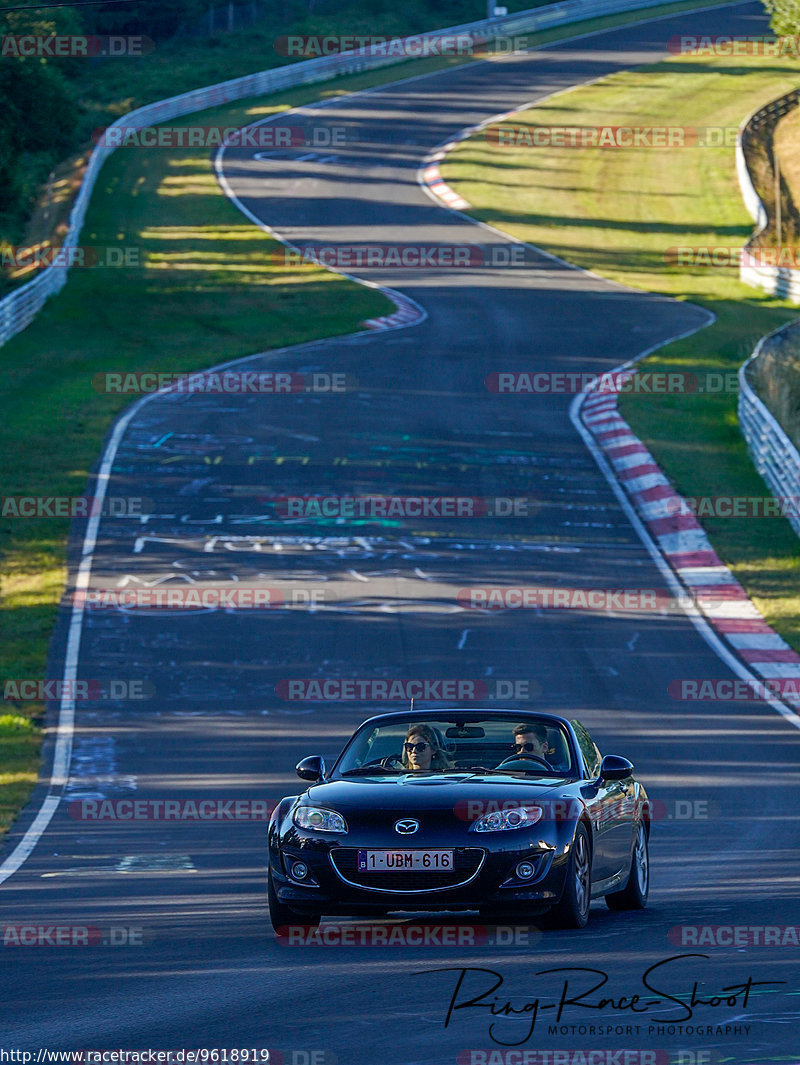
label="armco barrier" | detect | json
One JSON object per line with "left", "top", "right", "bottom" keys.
{"left": 0, "top": 0, "right": 714, "bottom": 348}
{"left": 737, "top": 88, "right": 800, "bottom": 300}
{"left": 739, "top": 323, "right": 800, "bottom": 538}
{"left": 735, "top": 90, "right": 800, "bottom": 536}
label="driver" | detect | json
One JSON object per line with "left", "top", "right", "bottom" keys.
{"left": 510, "top": 722, "right": 551, "bottom": 763}
{"left": 400, "top": 723, "right": 455, "bottom": 772}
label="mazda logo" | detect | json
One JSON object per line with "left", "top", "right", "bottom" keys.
{"left": 394, "top": 818, "right": 419, "bottom": 835}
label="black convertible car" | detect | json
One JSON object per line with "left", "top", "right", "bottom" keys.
{"left": 268, "top": 710, "right": 650, "bottom": 934}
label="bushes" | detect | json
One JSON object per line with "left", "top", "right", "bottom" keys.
{"left": 81, "top": 0, "right": 210, "bottom": 41}
{"left": 0, "top": 61, "right": 78, "bottom": 239}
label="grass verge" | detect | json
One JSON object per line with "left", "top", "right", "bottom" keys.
{"left": 0, "top": 715, "right": 41, "bottom": 836}
{"left": 0, "top": 0, "right": 743, "bottom": 841}
{"left": 440, "top": 50, "right": 800, "bottom": 648}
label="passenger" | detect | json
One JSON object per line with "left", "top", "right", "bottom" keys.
{"left": 400, "top": 723, "right": 455, "bottom": 771}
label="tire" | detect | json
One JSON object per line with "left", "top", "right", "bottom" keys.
{"left": 605, "top": 820, "right": 649, "bottom": 911}
{"left": 268, "top": 867, "right": 321, "bottom": 937}
{"left": 546, "top": 822, "right": 592, "bottom": 929}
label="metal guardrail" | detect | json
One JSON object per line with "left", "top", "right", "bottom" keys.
{"left": 739, "top": 326, "right": 800, "bottom": 537}
{"left": 738, "top": 88, "right": 800, "bottom": 300}
{"left": 736, "top": 91, "right": 800, "bottom": 535}
{"left": 0, "top": 0, "right": 703, "bottom": 348}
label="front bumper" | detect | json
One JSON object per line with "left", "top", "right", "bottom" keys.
{"left": 270, "top": 834, "right": 567, "bottom": 915}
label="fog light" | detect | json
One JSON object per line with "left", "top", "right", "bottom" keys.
{"left": 291, "top": 861, "right": 309, "bottom": 881}
{"left": 516, "top": 860, "right": 535, "bottom": 880}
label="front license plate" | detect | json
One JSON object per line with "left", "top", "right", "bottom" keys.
{"left": 357, "top": 849, "right": 454, "bottom": 871}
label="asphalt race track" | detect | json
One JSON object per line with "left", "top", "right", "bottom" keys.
{"left": 2, "top": 2, "right": 800, "bottom": 1062}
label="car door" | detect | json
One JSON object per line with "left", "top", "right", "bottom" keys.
{"left": 572, "top": 720, "right": 633, "bottom": 882}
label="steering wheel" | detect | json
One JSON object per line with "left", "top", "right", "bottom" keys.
{"left": 357, "top": 754, "right": 403, "bottom": 770}
{"left": 496, "top": 754, "right": 550, "bottom": 769}
{"left": 379, "top": 753, "right": 403, "bottom": 769}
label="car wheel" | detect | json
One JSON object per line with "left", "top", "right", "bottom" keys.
{"left": 546, "top": 822, "right": 592, "bottom": 929}
{"left": 606, "top": 820, "right": 649, "bottom": 911}
{"left": 268, "top": 867, "right": 321, "bottom": 937}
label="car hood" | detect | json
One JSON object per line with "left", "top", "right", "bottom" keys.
{"left": 301, "top": 773, "right": 574, "bottom": 812}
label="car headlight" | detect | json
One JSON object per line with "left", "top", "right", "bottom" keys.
{"left": 469, "top": 805, "right": 543, "bottom": 833}
{"left": 293, "top": 806, "right": 348, "bottom": 833}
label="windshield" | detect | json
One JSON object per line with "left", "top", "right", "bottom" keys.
{"left": 334, "top": 716, "right": 575, "bottom": 777}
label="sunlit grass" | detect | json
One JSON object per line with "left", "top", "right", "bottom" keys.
{"left": 0, "top": 716, "right": 41, "bottom": 835}
{"left": 441, "top": 50, "right": 800, "bottom": 648}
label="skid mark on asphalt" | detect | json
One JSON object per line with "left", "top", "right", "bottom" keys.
{"left": 65, "top": 736, "right": 137, "bottom": 801}
{"left": 41, "top": 855, "right": 197, "bottom": 876}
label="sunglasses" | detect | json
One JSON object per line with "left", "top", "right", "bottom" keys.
{"left": 513, "top": 741, "right": 543, "bottom": 752}
{"left": 404, "top": 741, "right": 430, "bottom": 753}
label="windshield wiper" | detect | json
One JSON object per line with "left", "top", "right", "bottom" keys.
{"left": 468, "top": 767, "right": 561, "bottom": 776}
{"left": 339, "top": 765, "right": 402, "bottom": 776}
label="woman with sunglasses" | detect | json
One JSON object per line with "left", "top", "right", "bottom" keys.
{"left": 400, "top": 723, "right": 455, "bottom": 772}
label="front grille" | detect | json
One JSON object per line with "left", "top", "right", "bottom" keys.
{"left": 330, "top": 848, "right": 485, "bottom": 893}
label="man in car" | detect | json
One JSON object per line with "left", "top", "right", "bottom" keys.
{"left": 511, "top": 722, "right": 551, "bottom": 763}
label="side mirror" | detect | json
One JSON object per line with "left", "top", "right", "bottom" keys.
{"left": 296, "top": 755, "right": 326, "bottom": 783}
{"left": 599, "top": 754, "right": 634, "bottom": 781}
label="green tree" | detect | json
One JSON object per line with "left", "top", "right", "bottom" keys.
{"left": 83, "top": 0, "right": 211, "bottom": 41}
{"left": 762, "top": 0, "right": 800, "bottom": 36}
{"left": 0, "top": 3, "right": 80, "bottom": 241}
